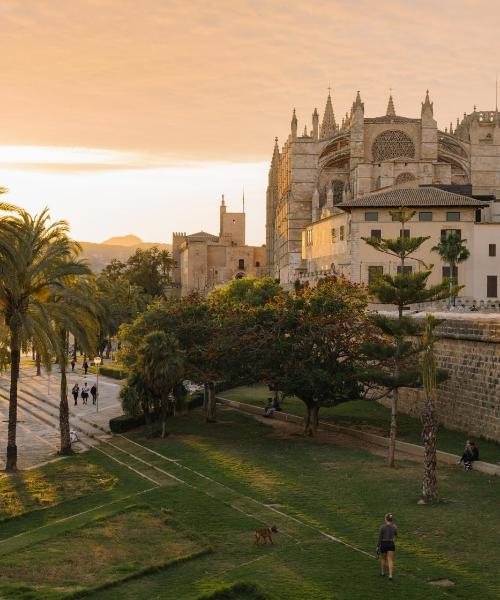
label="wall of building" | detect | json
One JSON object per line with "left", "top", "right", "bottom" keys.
{"left": 394, "top": 317, "right": 500, "bottom": 442}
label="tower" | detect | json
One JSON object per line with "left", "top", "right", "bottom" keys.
{"left": 420, "top": 90, "right": 438, "bottom": 161}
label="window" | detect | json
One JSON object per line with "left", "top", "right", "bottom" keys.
{"left": 441, "top": 229, "right": 461, "bottom": 240}
{"left": 442, "top": 266, "right": 458, "bottom": 280}
{"left": 399, "top": 229, "right": 410, "bottom": 239}
{"left": 238, "top": 259, "right": 245, "bottom": 270}
{"left": 397, "top": 265, "right": 413, "bottom": 275}
{"left": 370, "top": 229, "right": 382, "bottom": 240}
{"left": 446, "top": 211, "right": 461, "bottom": 222}
{"left": 419, "top": 212, "right": 433, "bottom": 222}
{"left": 255, "top": 261, "right": 260, "bottom": 267}
{"left": 331, "top": 228, "right": 337, "bottom": 241}
{"left": 365, "top": 212, "right": 379, "bottom": 222}
{"left": 306, "top": 229, "right": 313, "bottom": 246}
{"left": 489, "top": 244, "right": 496, "bottom": 257}
{"left": 368, "top": 266, "right": 383, "bottom": 284}
{"left": 487, "top": 275, "right": 498, "bottom": 298}
{"left": 339, "top": 225, "right": 345, "bottom": 241}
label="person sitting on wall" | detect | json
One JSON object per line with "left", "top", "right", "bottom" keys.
{"left": 264, "top": 398, "right": 275, "bottom": 418}
{"left": 458, "top": 440, "right": 479, "bottom": 471}
{"left": 272, "top": 395, "right": 283, "bottom": 411}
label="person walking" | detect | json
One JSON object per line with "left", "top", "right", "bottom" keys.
{"left": 90, "top": 384, "right": 97, "bottom": 406}
{"left": 72, "top": 383, "right": 79, "bottom": 406}
{"left": 81, "top": 382, "right": 89, "bottom": 405}
{"left": 71, "top": 358, "right": 76, "bottom": 372}
{"left": 377, "top": 513, "right": 397, "bottom": 580}
{"left": 83, "top": 359, "right": 89, "bottom": 375}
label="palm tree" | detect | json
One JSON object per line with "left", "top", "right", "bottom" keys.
{"left": 0, "top": 203, "right": 89, "bottom": 471}
{"left": 421, "top": 314, "right": 439, "bottom": 503}
{"left": 431, "top": 232, "right": 470, "bottom": 307}
{"left": 138, "top": 331, "right": 184, "bottom": 438}
{"left": 46, "top": 279, "right": 98, "bottom": 454}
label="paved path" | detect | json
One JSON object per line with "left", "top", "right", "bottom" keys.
{"left": 0, "top": 364, "right": 124, "bottom": 470}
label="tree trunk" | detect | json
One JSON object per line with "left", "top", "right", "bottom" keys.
{"left": 160, "top": 396, "right": 168, "bottom": 438}
{"left": 205, "top": 381, "right": 217, "bottom": 422}
{"left": 388, "top": 387, "right": 398, "bottom": 468}
{"left": 304, "top": 403, "right": 319, "bottom": 436}
{"left": 421, "top": 393, "right": 438, "bottom": 503}
{"left": 59, "top": 359, "right": 72, "bottom": 455}
{"left": 35, "top": 352, "right": 41, "bottom": 376}
{"left": 6, "top": 323, "right": 21, "bottom": 472}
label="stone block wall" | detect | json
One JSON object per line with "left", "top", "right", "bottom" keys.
{"left": 395, "top": 317, "right": 500, "bottom": 441}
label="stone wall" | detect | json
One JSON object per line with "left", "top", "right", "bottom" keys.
{"left": 394, "top": 316, "right": 500, "bottom": 441}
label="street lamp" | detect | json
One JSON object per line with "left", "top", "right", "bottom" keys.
{"left": 94, "top": 356, "right": 102, "bottom": 413}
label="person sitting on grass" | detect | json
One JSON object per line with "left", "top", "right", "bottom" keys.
{"left": 377, "top": 513, "right": 397, "bottom": 581}
{"left": 264, "top": 398, "right": 275, "bottom": 418}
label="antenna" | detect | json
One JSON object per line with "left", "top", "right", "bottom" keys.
{"left": 242, "top": 186, "right": 245, "bottom": 213}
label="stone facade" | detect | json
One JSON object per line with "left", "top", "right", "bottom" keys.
{"left": 266, "top": 90, "right": 500, "bottom": 284}
{"left": 392, "top": 316, "right": 500, "bottom": 442}
{"left": 299, "top": 187, "right": 500, "bottom": 302}
{"left": 172, "top": 196, "right": 266, "bottom": 296}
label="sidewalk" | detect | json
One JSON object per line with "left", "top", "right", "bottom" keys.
{"left": 217, "top": 395, "right": 500, "bottom": 477}
{"left": 0, "top": 365, "right": 124, "bottom": 470}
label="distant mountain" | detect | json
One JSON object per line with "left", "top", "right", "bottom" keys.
{"left": 101, "top": 234, "right": 144, "bottom": 246}
{"left": 79, "top": 235, "right": 171, "bottom": 272}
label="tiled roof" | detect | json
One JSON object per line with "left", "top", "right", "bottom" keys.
{"left": 338, "top": 187, "right": 486, "bottom": 209}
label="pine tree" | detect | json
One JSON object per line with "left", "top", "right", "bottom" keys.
{"left": 362, "top": 207, "right": 452, "bottom": 467}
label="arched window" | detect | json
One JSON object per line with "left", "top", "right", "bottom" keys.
{"left": 395, "top": 172, "right": 416, "bottom": 185}
{"left": 372, "top": 130, "right": 415, "bottom": 162}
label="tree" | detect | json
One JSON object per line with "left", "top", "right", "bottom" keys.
{"left": 137, "top": 330, "right": 184, "bottom": 438}
{"left": 420, "top": 314, "right": 447, "bottom": 503}
{"left": 0, "top": 203, "right": 88, "bottom": 471}
{"left": 250, "top": 277, "right": 372, "bottom": 435}
{"left": 47, "top": 279, "right": 99, "bottom": 454}
{"left": 431, "top": 232, "right": 470, "bottom": 307}
{"left": 362, "top": 207, "right": 451, "bottom": 467}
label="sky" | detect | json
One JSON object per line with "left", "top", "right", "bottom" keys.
{"left": 1, "top": 0, "right": 500, "bottom": 244}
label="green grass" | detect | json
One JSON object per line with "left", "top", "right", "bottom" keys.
{"left": 221, "top": 384, "right": 500, "bottom": 464}
{"left": 1, "top": 409, "right": 500, "bottom": 598}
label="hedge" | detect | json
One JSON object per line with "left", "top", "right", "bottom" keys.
{"left": 109, "top": 414, "right": 145, "bottom": 433}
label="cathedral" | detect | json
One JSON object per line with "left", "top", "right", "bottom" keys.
{"left": 266, "top": 90, "right": 500, "bottom": 284}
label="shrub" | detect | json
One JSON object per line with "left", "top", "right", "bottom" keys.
{"left": 109, "top": 414, "right": 145, "bottom": 433}
{"left": 196, "top": 582, "right": 269, "bottom": 600}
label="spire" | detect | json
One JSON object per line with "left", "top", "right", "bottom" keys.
{"left": 291, "top": 108, "right": 298, "bottom": 139}
{"left": 421, "top": 89, "right": 433, "bottom": 117}
{"left": 449, "top": 121, "right": 453, "bottom": 135}
{"left": 386, "top": 94, "right": 396, "bottom": 117}
{"left": 303, "top": 124, "right": 308, "bottom": 137}
{"left": 354, "top": 90, "right": 363, "bottom": 109}
{"left": 320, "top": 89, "right": 337, "bottom": 139}
{"left": 242, "top": 187, "right": 245, "bottom": 213}
{"left": 272, "top": 137, "right": 280, "bottom": 163}
{"left": 312, "top": 108, "right": 319, "bottom": 140}
{"left": 221, "top": 193, "right": 225, "bottom": 207}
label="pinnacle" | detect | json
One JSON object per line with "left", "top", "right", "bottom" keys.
{"left": 320, "top": 90, "right": 337, "bottom": 139}
{"left": 386, "top": 94, "right": 396, "bottom": 117}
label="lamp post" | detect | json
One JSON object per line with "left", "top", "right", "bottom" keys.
{"left": 94, "top": 356, "right": 102, "bottom": 413}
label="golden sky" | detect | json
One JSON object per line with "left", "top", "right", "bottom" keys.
{"left": 1, "top": 0, "right": 500, "bottom": 243}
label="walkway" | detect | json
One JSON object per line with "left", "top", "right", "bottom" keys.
{"left": 0, "top": 363, "right": 123, "bottom": 470}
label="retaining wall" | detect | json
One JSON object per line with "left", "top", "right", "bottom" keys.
{"left": 395, "top": 316, "right": 500, "bottom": 442}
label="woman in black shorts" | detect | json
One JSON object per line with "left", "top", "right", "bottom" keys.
{"left": 377, "top": 513, "right": 397, "bottom": 580}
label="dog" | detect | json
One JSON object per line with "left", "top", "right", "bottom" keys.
{"left": 254, "top": 525, "right": 278, "bottom": 545}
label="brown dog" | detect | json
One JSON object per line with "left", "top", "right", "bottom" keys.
{"left": 254, "top": 525, "right": 278, "bottom": 545}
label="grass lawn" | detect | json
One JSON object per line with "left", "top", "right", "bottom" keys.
{"left": 1, "top": 408, "right": 499, "bottom": 599}
{"left": 221, "top": 384, "right": 500, "bottom": 464}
